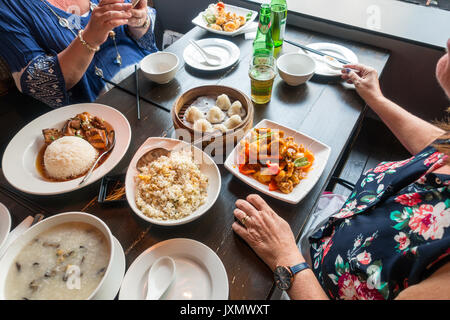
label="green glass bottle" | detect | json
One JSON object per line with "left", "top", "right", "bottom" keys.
{"left": 270, "top": 0, "right": 287, "bottom": 48}
{"left": 252, "top": 4, "right": 274, "bottom": 57}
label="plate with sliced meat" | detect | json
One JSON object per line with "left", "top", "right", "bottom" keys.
{"left": 2, "top": 103, "right": 131, "bottom": 195}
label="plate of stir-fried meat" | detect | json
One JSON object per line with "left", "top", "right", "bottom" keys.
{"left": 224, "top": 119, "right": 331, "bottom": 204}
{"left": 43, "top": 112, "right": 112, "bottom": 149}
{"left": 2, "top": 103, "right": 131, "bottom": 195}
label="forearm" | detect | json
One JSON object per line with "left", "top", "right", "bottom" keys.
{"left": 127, "top": 22, "right": 150, "bottom": 40}
{"left": 287, "top": 269, "right": 329, "bottom": 300}
{"left": 274, "top": 250, "right": 329, "bottom": 300}
{"left": 57, "top": 34, "right": 95, "bottom": 90}
{"left": 367, "top": 95, "right": 445, "bottom": 155}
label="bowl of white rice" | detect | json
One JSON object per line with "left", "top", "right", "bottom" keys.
{"left": 125, "top": 137, "right": 221, "bottom": 226}
{"left": 44, "top": 136, "right": 98, "bottom": 180}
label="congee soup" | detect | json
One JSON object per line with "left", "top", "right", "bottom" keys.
{"left": 5, "top": 222, "right": 110, "bottom": 300}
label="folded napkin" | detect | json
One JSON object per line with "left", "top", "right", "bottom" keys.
{"left": 235, "top": 21, "right": 258, "bottom": 39}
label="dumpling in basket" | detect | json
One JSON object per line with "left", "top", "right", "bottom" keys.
{"left": 216, "top": 94, "right": 231, "bottom": 111}
{"left": 193, "top": 119, "right": 213, "bottom": 132}
{"left": 227, "top": 100, "right": 245, "bottom": 117}
{"left": 206, "top": 106, "right": 225, "bottom": 124}
{"left": 185, "top": 106, "right": 204, "bottom": 123}
{"left": 213, "top": 123, "right": 229, "bottom": 133}
{"left": 224, "top": 114, "right": 242, "bottom": 129}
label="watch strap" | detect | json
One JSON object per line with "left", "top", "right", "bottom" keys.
{"left": 289, "top": 262, "right": 310, "bottom": 276}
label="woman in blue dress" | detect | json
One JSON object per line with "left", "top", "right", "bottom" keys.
{"left": 0, "top": 0, "right": 158, "bottom": 108}
{"left": 232, "top": 39, "right": 450, "bottom": 300}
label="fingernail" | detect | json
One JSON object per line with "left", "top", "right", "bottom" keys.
{"left": 345, "top": 68, "right": 351, "bottom": 73}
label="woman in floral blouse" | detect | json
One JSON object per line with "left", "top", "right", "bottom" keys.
{"left": 232, "top": 39, "right": 450, "bottom": 300}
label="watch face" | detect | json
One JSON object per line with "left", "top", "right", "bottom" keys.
{"left": 274, "top": 266, "right": 292, "bottom": 290}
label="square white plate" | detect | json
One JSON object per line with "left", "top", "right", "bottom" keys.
{"left": 192, "top": 4, "right": 258, "bottom": 37}
{"left": 224, "top": 119, "right": 331, "bottom": 204}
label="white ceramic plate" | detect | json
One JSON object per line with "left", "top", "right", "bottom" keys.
{"left": 192, "top": 4, "right": 257, "bottom": 37}
{"left": 125, "top": 137, "right": 221, "bottom": 226}
{"left": 92, "top": 237, "right": 126, "bottom": 300}
{"left": 1, "top": 103, "right": 131, "bottom": 195}
{"left": 0, "top": 204, "right": 11, "bottom": 255}
{"left": 183, "top": 38, "right": 240, "bottom": 71}
{"left": 301, "top": 42, "right": 358, "bottom": 77}
{"left": 224, "top": 119, "right": 331, "bottom": 204}
{"left": 119, "top": 238, "right": 228, "bottom": 300}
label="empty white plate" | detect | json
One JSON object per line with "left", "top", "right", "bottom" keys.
{"left": 301, "top": 42, "right": 358, "bottom": 77}
{"left": 183, "top": 38, "right": 240, "bottom": 71}
{"left": 0, "top": 203, "right": 11, "bottom": 254}
{"left": 119, "top": 238, "right": 229, "bottom": 300}
{"left": 224, "top": 119, "right": 331, "bottom": 204}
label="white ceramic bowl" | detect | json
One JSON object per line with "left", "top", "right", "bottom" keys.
{"left": 0, "top": 212, "right": 114, "bottom": 300}
{"left": 125, "top": 137, "right": 221, "bottom": 226}
{"left": 277, "top": 52, "right": 316, "bottom": 86}
{"left": 140, "top": 51, "right": 179, "bottom": 84}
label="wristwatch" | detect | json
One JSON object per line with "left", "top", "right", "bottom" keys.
{"left": 274, "top": 262, "right": 310, "bottom": 290}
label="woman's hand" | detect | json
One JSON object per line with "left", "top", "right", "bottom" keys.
{"left": 232, "top": 194, "right": 304, "bottom": 272}
{"left": 83, "top": 0, "right": 132, "bottom": 48}
{"left": 127, "top": 0, "right": 149, "bottom": 28}
{"left": 341, "top": 63, "right": 384, "bottom": 105}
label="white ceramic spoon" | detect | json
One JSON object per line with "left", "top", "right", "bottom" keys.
{"left": 189, "top": 39, "right": 222, "bottom": 66}
{"left": 145, "top": 256, "right": 176, "bottom": 300}
{"left": 323, "top": 55, "right": 358, "bottom": 73}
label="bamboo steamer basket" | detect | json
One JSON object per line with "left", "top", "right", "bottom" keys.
{"left": 172, "top": 85, "right": 254, "bottom": 158}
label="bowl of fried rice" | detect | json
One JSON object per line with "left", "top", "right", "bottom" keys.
{"left": 125, "top": 137, "right": 221, "bottom": 226}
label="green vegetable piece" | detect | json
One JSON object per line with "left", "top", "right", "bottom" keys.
{"left": 294, "top": 157, "right": 310, "bottom": 167}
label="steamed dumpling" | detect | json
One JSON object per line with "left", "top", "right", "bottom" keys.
{"left": 206, "top": 106, "right": 225, "bottom": 124}
{"left": 193, "top": 119, "right": 213, "bottom": 132}
{"left": 228, "top": 100, "right": 244, "bottom": 117}
{"left": 212, "top": 124, "right": 229, "bottom": 133}
{"left": 224, "top": 114, "right": 242, "bottom": 129}
{"left": 185, "top": 106, "right": 204, "bottom": 123}
{"left": 216, "top": 94, "right": 231, "bottom": 111}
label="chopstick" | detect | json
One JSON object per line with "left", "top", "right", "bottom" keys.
{"left": 0, "top": 184, "right": 50, "bottom": 215}
{"left": 135, "top": 65, "right": 141, "bottom": 120}
{"left": 284, "top": 39, "right": 351, "bottom": 65}
{"left": 100, "top": 76, "right": 171, "bottom": 113}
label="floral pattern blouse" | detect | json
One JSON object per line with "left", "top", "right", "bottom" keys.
{"left": 309, "top": 142, "right": 450, "bottom": 300}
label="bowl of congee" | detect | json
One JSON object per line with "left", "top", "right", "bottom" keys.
{"left": 0, "top": 212, "right": 114, "bottom": 300}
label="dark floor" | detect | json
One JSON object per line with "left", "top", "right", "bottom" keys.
{"left": 328, "top": 116, "right": 411, "bottom": 197}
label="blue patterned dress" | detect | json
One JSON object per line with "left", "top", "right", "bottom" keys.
{"left": 0, "top": 0, "right": 158, "bottom": 107}
{"left": 309, "top": 141, "right": 450, "bottom": 300}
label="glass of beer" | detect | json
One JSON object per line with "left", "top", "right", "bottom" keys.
{"left": 249, "top": 55, "right": 276, "bottom": 104}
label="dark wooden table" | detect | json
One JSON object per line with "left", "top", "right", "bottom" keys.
{"left": 0, "top": 25, "right": 389, "bottom": 300}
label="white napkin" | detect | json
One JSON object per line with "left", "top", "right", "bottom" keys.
{"left": 0, "top": 216, "right": 34, "bottom": 259}
{"left": 235, "top": 21, "right": 258, "bottom": 39}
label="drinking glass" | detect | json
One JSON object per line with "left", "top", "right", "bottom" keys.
{"left": 249, "top": 55, "right": 276, "bottom": 104}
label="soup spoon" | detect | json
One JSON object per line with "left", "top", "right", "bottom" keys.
{"left": 145, "top": 256, "right": 176, "bottom": 300}
{"left": 322, "top": 55, "right": 358, "bottom": 73}
{"left": 189, "top": 39, "right": 222, "bottom": 66}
